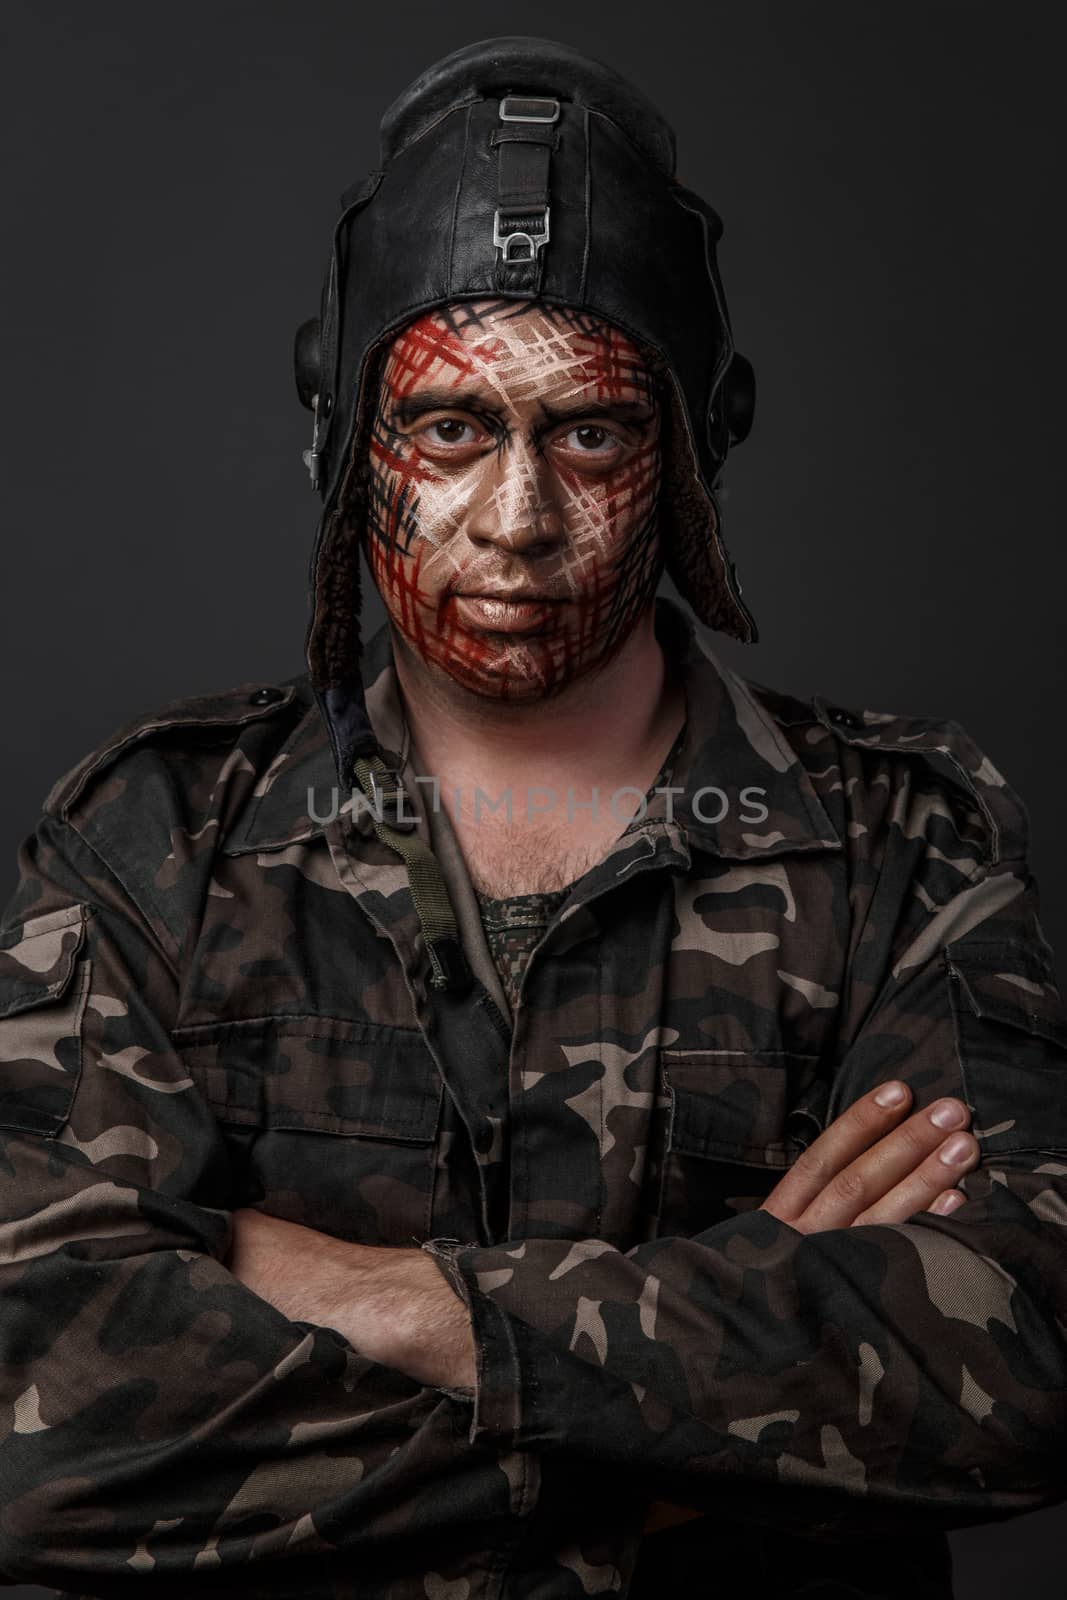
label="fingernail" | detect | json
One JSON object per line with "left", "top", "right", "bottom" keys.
{"left": 874, "top": 1081, "right": 907, "bottom": 1107}
{"left": 930, "top": 1100, "right": 967, "bottom": 1130}
{"left": 939, "top": 1133, "right": 974, "bottom": 1165}
{"left": 931, "top": 1190, "right": 965, "bottom": 1215}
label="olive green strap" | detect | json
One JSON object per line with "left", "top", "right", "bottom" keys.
{"left": 353, "top": 753, "right": 470, "bottom": 992}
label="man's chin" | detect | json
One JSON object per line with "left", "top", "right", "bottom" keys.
{"left": 391, "top": 617, "right": 593, "bottom": 702}
{"left": 432, "top": 641, "right": 570, "bottom": 703}
{"left": 440, "top": 655, "right": 561, "bottom": 704}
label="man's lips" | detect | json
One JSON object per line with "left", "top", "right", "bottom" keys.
{"left": 450, "top": 592, "right": 564, "bottom": 634}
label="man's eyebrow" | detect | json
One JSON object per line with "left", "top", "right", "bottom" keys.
{"left": 386, "top": 388, "right": 505, "bottom": 425}
{"left": 386, "top": 388, "right": 657, "bottom": 427}
{"left": 537, "top": 396, "right": 656, "bottom": 426}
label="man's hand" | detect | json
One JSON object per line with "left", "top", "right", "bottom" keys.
{"left": 643, "top": 1080, "right": 978, "bottom": 1537}
{"left": 226, "top": 1209, "right": 476, "bottom": 1392}
{"left": 760, "top": 1079, "right": 977, "bottom": 1232}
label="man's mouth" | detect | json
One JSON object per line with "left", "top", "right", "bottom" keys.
{"left": 451, "top": 592, "right": 563, "bottom": 635}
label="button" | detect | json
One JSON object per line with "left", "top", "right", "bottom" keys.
{"left": 834, "top": 709, "right": 861, "bottom": 730}
{"left": 249, "top": 686, "right": 284, "bottom": 706}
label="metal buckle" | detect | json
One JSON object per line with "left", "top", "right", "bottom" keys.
{"left": 498, "top": 94, "right": 560, "bottom": 124}
{"left": 493, "top": 208, "right": 551, "bottom": 264}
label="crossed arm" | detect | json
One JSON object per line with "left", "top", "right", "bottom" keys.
{"left": 227, "top": 1074, "right": 982, "bottom": 1490}
{"left": 2, "top": 811, "right": 1065, "bottom": 1589}
{"left": 226, "top": 1204, "right": 478, "bottom": 1392}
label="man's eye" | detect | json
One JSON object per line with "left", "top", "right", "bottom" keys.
{"left": 561, "top": 425, "right": 618, "bottom": 454}
{"left": 425, "top": 419, "right": 475, "bottom": 445}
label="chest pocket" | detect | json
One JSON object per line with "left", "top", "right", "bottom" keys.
{"left": 656, "top": 1048, "right": 824, "bottom": 1234}
{"left": 173, "top": 1015, "right": 444, "bottom": 1247}
{"left": 946, "top": 939, "right": 1067, "bottom": 1156}
{"left": 0, "top": 904, "right": 91, "bottom": 1138}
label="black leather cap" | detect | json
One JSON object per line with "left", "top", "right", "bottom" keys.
{"left": 300, "top": 37, "right": 757, "bottom": 787}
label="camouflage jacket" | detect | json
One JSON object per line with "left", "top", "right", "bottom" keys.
{"left": 0, "top": 595, "right": 1065, "bottom": 1599}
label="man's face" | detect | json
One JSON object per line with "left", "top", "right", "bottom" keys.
{"left": 363, "top": 300, "right": 662, "bottom": 701}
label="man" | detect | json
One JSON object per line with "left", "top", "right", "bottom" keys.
{"left": 0, "top": 35, "right": 1064, "bottom": 1600}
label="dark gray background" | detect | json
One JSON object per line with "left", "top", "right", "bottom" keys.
{"left": 2, "top": 1, "right": 1064, "bottom": 1594}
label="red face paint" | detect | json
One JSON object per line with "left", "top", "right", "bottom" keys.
{"left": 363, "top": 300, "right": 663, "bottom": 701}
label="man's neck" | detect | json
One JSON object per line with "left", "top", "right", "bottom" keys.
{"left": 392, "top": 604, "right": 683, "bottom": 803}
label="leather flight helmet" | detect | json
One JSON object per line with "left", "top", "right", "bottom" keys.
{"left": 295, "top": 34, "right": 758, "bottom": 794}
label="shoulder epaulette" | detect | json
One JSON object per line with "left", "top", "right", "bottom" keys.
{"left": 812, "top": 696, "right": 1029, "bottom": 867}
{"left": 44, "top": 682, "right": 299, "bottom": 822}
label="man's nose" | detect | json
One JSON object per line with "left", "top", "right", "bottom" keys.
{"left": 465, "top": 442, "right": 564, "bottom": 554}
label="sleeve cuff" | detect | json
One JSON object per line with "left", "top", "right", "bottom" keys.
{"left": 419, "top": 1238, "right": 524, "bottom": 1448}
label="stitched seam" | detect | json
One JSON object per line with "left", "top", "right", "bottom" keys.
{"left": 421, "top": 1080, "right": 445, "bottom": 1236}
{"left": 0, "top": 959, "right": 92, "bottom": 1137}
{"left": 948, "top": 967, "right": 1067, "bottom": 1155}
{"left": 675, "top": 1146, "right": 791, "bottom": 1169}
{"left": 818, "top": 716, "right": 1003, "bottom": 869}
{"left": 187, "top": 1068, "right": 438, "bottom": 1136}
{"left": 221, "top": 708, "right": 320, "bottom": 854}
{"left": 171, "top": 1013, "right": 425, "bottom": 1042}
{"left": 579, "top": 105, "right": 591, "bottom": 301}
{"left": 0, "top": 902, "right": 86, "bottom": 951}
{"left": 446, "top": 103, "right": 470, "bottom": 299}
{"left": 56, "top": 692, "right": 296, "bottom": 820}
{"left": 0, "top": 913, "right": 88, "bottom": 1016}
{"left": 386, "top": 92, "right": 481, "bottom": 159}
{"left": 66, "top": 960, "right": 91, "bottom": 1131}
{"left": 584, "top": 103, "right": 671, "bottom": 169}
{"left": 63, "top": 819, "right": 181, "bottom": 971}
{"left": 672, "top": 187, "right": 733, "bottom": 394}
{"left": 660, "top": 1048, "right": 819, "bottom": 1062}
{"left": 596, "top": 954, "right": 604, "bottom": 1233}
{"left": 946, "top": 961, "right": 1067, "bottom": 1046}
{"left": 662, "top": 1056, "right": 796, "bottom": 1162}
{"left": 205, "top": 1111, "right": 435, "bottom": 1140}
{"left": 726, "top": 669, "right": 841, "bottom": 843}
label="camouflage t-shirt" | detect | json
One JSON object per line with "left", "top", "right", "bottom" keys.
{"left": 474, "top": 721, "right": 688, "bottom": 1016}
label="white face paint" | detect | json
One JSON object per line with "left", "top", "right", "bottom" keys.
{"left": 363, "top": 299, "right": 663, "bottom": 702}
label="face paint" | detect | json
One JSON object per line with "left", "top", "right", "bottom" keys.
{"left": 362, "top": 300, "right": 663, "bottom": 701}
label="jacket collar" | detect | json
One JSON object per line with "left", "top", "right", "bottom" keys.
{"left": 221, "top": 622, "right": 402, "bottom": 857}
{"left": 638, "top": 598, "right": 841, "bottom": 860}
{"left": 223, "top": 597, "right": 840, "bottom": 861}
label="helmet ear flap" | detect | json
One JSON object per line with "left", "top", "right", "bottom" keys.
{"left": 294, "top": 317, "right": 322, "bottom": 410}
{"left": 721, "top": 351, "right": 755, "bottom": 446}
{"left": 656, "top": 366, "right": 757, "bottom": 643}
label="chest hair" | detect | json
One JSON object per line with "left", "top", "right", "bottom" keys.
{"left": 457, "top": 817, "right": 626, "bottom": 898}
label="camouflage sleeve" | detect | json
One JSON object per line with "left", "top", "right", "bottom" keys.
{"left": 0, "top": 814, "right": 504, "bottom": 1594}
{"left": 423, "top": 862, "right": 1067, "bottom": 1537}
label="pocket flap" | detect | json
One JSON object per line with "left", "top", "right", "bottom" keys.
{"left": 0, "top": 904, "right": 88, "bottom": 1017}
{"left": 0, "top": 905, "right": 91, "bottom": 1136}
{"left": 945, "top": 939, "right": 1067, "bottom": 1050}
{"left": 661, "top": 1048, "right": 816, "bottom": 1168}
{"left": 946, "top": 941, "right": 1067, "bottom": 1155}
{"left": 175, "top": 1016, "right": 443, "bottom": 1143}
